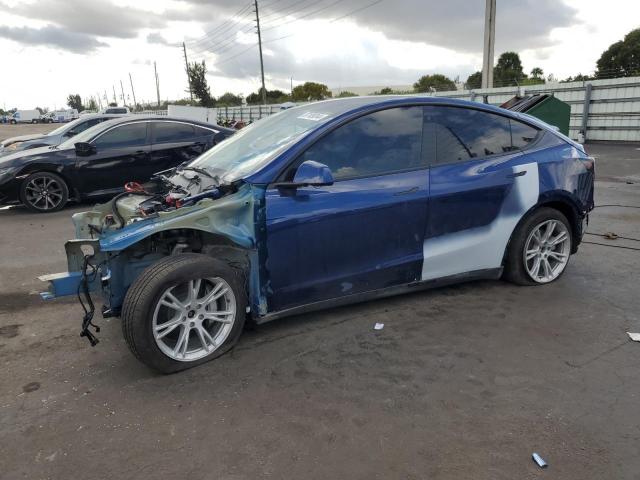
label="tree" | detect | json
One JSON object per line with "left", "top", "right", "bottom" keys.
{"left": 337, "top": 91, "right": 358, "bottom": 97}
{"left": 530, "top": 67, "right": 544, "bottom": 79}
{"left": 561, "top": 73, "right": 593, "bottom": 83}
{"left": 493, "top": 51, "right": 527, "bottom": 86}
{"left": 291, "top": 82, "right": 331, "bottom": 101}
{"left": 187, "top": 60, "right": 215, "bottom": 107}
{"left": 246, "top": 88, "right": 290, "bottom": 105}
{"left": 465, "top": 71, "right": 482, "bottom": 89}
{"left": 413, "top": 74, "right": 456, "bottom": 92}
{"left": 596, "top": 28, "right": 640, "bottom": 78}
{"left": 66, "top": 94, "right": 84, "bottom": 111}
{"left": 86, "top": 98, "right": 98, "bottom": 111}
{"left": 217, "top": 92, "right": 243, "bottom": 107}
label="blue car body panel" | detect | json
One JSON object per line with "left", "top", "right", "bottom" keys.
{"left": 41, "top": 96, "right": 595, "bottom": 324}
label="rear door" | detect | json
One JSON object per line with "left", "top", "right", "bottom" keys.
{"left": 76, "top": 121, "right": 151, "bottom": 195}
{"left": 150, "top": 121, "right": 212, "bottom": 171}
{"left": 265, "top": 106, "right": 429, "bottom": 311}
{"left": 422, "top": 106, "right": 540, "bottom": 280}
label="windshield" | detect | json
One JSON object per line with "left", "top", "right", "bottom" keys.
{"left": 58, "top": 118, "right": 120, "bottom": 148}
{"left": 190, "top": 97, "right": 382, "bottom": 182}
{"left": 48, "top": 116, "right": 87, "bottom": 136}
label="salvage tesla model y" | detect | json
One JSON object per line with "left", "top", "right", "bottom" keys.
{"left": 41, "top": 96, "right": 595, "bottom": 373}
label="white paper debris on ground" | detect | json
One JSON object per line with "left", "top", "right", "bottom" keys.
{"left": 374, "top": 323, "right": 384, "bottom": 330}
{"left": 627, "top": 332, "right": 640, "bottom": 342}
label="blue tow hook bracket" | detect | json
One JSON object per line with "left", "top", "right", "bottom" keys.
{"left": 39, "top": 271, "right": 92, "bottom": 299}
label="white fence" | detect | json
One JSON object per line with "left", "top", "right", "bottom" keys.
{"left": 166, "top": 76, "right": 640, "bottom": 142}
{"left": 430, "top": 77, "right": 640, "bottom": 142}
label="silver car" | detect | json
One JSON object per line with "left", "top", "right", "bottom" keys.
{"left": 0, "top": 114, "right": 123, "bottom": 156}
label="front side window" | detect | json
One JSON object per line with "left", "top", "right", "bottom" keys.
{"left": 152, "top": 122, "right": 195, "bottom": 143}
{"left": 94, "top": 123, "right": 148, "bottom": 148}
{"left": 298, "top": 106, "right": 425, "bottom": 180}
{"left": 425, "top": 106, "right": 513, "bottom": 165}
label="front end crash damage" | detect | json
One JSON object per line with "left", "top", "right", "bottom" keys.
{"left": 40, "top": 180, "right": 267, "bottom": 345}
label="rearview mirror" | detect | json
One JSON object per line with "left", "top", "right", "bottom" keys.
{"left": 74, "top": 142, "right": 96, "bottom": 156}
{"left": 274, "top": 160, "right": 334, "bottom": 189}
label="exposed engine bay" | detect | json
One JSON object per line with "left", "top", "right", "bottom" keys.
{"left": 81, "top": 164, "right": 239, "bottom": 235}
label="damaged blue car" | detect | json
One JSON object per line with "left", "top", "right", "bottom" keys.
{"left": 41, "top": 96, "right": 595, "bottom": 373}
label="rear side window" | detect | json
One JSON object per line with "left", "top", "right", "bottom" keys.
{"left": 425, "top": 106, "right": 513, "bottom": 165}
{"left": 195, "top": 126, "right": 214, "bottom": 136}
{"left": 510, "top": 120, "right": 539, "bottom": 149}
{"left": 94, "top": 123, "right": 148, "bottom": 148}
{"left": 299, "top": 106, "right": 425, "bottom": 180}
{"left": 152, "top": 122, "right": 195, "bottom": 143}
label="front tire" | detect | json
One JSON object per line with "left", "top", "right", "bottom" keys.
{"left": 19, "top": 172, "right": 69, "bottom": 212}
{"left": 504, "top": 207, "right": 572, "bottom": 286}
{"left": 121, "top": 254, "right": 247, "bottom": 374}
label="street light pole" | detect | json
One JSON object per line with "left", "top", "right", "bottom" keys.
{"left": 481, "top": 0, "right": 496, "bottom": 89}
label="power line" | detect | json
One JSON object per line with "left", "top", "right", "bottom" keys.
{"left": 186, "top": 3, "right": 254, "bottom": 48}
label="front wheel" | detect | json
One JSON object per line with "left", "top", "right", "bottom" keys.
{"left": 19, "top": 172, "right": 69, "bottom": 212}
{"left": 504, "top": 207, "right": 573, "bottom": 286}
{"left": 121, "top": 254, "right": 247, "bottom": 373}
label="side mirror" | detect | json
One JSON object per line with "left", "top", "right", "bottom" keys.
{"left": 74, "top": 142, "right": 96, "bottom": 156}
{"left": 275, "top": 160, "right": 334, "bottom": 189}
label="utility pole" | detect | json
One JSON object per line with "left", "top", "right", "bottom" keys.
{"left": 254, "top": 0, "right": 267, "bottom": 105}
{"left": 481, "top": 0, "right": 496, "bottom": 89}
{"left": 129, "top": 73, "right": 137, "bottom": 109}
{"left": 112, "top": 85, "right": 117, "bottom": 105}
{"left": 120, "top": 80, "right": 126, "bottom": 106}
{"left": 154, "top": 61, "right": 161, "bottom": 108}
{"left": 183, "top": 42, "right": 193, "bottom": 102}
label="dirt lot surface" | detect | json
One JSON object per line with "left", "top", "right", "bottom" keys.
{"left": 0, "top": 142, "right": 639, "bottom": 479}
{"left": 0, "top": 123, "right": 58, "bottom": 140}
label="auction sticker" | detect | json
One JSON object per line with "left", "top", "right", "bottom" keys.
{"left": 297, "top": 112, "right": 329, "bottom": 121}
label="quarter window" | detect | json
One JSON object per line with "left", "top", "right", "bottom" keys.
{"left": 510, "top": 120, "right": 539, "bottom": 149}
{"left": 152, "top": 122, "right": 195, "bottom": 143}
{"left": 299, "top": 106, "right": 425, "bottom": 180}
{"left": 425, "top": 106, "right": 513, "bottom": 165}
{"left": 94, "top": 123, "right": 148, "bottom": 148}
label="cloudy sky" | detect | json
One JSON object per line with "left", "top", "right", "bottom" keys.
{"left": 0, "top": 0, "right": 638, "bottom": 110}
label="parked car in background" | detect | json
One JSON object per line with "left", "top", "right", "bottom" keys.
{"left": 0, "top": 116, "right": 234, "bottom": 211}
{"left": 102, "top": 106, "right": 130, "bottom": 114}
{"left": 39, "top": 96, "right": 595, "bottom": 373}
{"left": 9, "top": 109, "right": 40, "bottom": 124}
{"left": 40, "top": 109, "right": 80, "bottom": 123}
{"left": 0, "top": 114, "right": 122, "bottom": 156}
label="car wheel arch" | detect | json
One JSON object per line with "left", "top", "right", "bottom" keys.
{"left": 502, "top": 194, "right": 582, "bottom": 266}
{"left": 18, "top": 166, "right": 76, "bottom": 198}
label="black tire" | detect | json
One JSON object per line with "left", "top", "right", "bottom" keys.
{"left": 10, "top": 119, "right": 16, "bottom": 124}
{"left": 121, "top": 254, "right": 247, "bottom": 374}
{"left": 31, "top": 119, "right": 38, "bottom": 124}
{"left": 19, "top": 171, "right": 69, "bottom": 212}
{"left": 503, "top": 207, "right": 572, "bottom": 286}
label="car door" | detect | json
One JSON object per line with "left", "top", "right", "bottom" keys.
{"left": 422, "top": 106, "right": 540, "bottom": 280}
{"left": 76, "top": 121, "right": 151, "bottom": 196}
{"left": 264, "top": 106, "right": 430, "bottom": 312}
{"left": 150, "top": 121, "right": 211, "bottom": 171}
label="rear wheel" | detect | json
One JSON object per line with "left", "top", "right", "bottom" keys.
{"left": 504, "top": 207, "right": 572, "bottom": 285}
{"left": 31, "top": 119, "right": 38, "bottom": 124}
{"left": 19, "top": 172, "right": 69, "bottom": 212}
{"left": 122, "top": 254, "right": 247, "bottom": 374}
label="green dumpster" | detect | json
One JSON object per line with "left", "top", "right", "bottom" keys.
{"left": 500, "top": 94, "right": 571, "bottom": 136}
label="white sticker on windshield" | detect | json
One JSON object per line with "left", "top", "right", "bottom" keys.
{"left": 297, "top": 112, "right": 329, "bottom": 121}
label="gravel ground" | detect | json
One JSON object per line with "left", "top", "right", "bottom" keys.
{"left": 0, "top": 141, "right": 639, "bottom": 479}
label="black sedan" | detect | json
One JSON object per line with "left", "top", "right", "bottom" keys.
{"left": 0, "top": 117, "right": 234, "bottom": 212}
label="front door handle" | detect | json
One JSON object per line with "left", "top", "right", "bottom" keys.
{"left": 394, "top": 186, "right": 420, "bottom": 196}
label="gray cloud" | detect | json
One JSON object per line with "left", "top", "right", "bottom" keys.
{"left": 147, "top": 32, "right": 171, "bottom": 46}
{"left": 259, "top": 0, "right": 578, "bottom": 54}
{"left": 212, "top": 38, "right": 474, "bottom": 91}
{"left": 0, "top": 24, "right": 107, "bottom": 53}
{"left": 4, "top": 0, "right": 166, "bottom": 39}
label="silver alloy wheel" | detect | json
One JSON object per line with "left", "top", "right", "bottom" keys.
{"left": 24, "top": 176, "right": 64, "bottom": 210}
{"left": 152, "top": 277, "right": 236, "bottom": 362}
{"left": 523, "top": 219, "right": 571, "bottom": 283}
